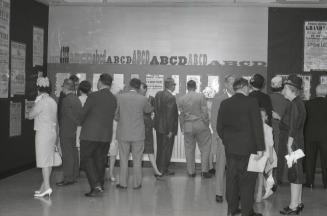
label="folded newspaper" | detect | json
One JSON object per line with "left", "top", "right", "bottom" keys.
{"left": 284, "top": 149, "right": 305, "bottom": 168}
{"left": 247, "top": 154, "right": 268, "bottom": 173}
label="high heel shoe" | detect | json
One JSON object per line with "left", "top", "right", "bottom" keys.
{"left": 280, "top": 206, "right": 300, "bottom": 215}
{"left": 34, "top": 188, "right": 52, "bottom": 198}
{"left": 298, "top": 203, "right": 304, "bottom": 211}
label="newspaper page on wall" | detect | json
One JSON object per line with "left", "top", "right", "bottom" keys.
{"left": 0, "top": 0, "right": 10, "bottom": 98}
{"left": 304, "top": 21, "right": 327, "bottom": 72}
{"left": 25, "top": 100, "right": 34, "bottom": 119}
{"left": 10, "top": 41, "right": 26, "bottom": 96}
{"left": 10, "top": 101, "right": 21, "bottom": 137}
{"left": 33, "top": 27, "right": 44, "bottom": 67}
{"left": 208, "top": 75, "right": 219, "bottom": 94}
{"left": 146, "top": 74, "right": 164, "bottom": 97}
{"left": 55, "top": 73, "right": 70, "bottom": 97}
{"left": 92, "top": 73, "right": 101, "bottom": 92}
{"left": 171, "top": 75, "right": 179, "bottom": 94}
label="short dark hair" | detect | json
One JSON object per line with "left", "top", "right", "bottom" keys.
{"left": 233, "top": 78, "right": 248, "bottom": 91}
{"left": 187, "top": 80, "right": 196, "bottom": 90}
{"left": 99, "top": 73, "right": 113, "bottom": 86}
{"left": 164, "top": 78, "right": 175, "bottom": 89}
{"left": 78, "top": 80, "right": 91, "bottom": 94}
{"left": 69, "top": 74, "right": 79, "bottom": 83}
{"left": 250, "top": 74, "right": 265, "bottom": 90}
{"left": 224, "top": 75, "right": 234, "bottom": 83}
{"left": 129, "top": 78, "right": 141, "bottom": 90}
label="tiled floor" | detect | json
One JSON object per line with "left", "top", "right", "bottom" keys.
{"left": 0, "top": 168, "right": 326, "bottom": 216}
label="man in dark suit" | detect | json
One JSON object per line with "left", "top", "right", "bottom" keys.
{"left": 217, "top": 78, "right": 265, "bottom": 216}
{"left": 57, "top": 79, "right": 82, "bottom": 186}
{"left": 80, "top": 73, "right": 117, "bottom": 197}
{"left": 305, "top": 84, "right": 327, "bottom": 188}
{"left": 115, "top": 78, "right": 152, "bottom": 189}
{"left": 211, "top": 75, "right": 235, "bottom": 203}
{"left": 154, "top": 77, "right": 179, "bottom": 175}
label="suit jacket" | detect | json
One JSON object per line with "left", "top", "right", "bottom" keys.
{"left": 59, "top": 93, "right": 82, "bottom": 138}
{"left": 249, "top": 90, "right": 273, "bottom": 126}
{"left": 217, "top": 93, "right": 265, "bottom": 156}
{"left": 305, "top": 97, "right": 327, "bottom": 142}
{"left": 211, "top": 90, "right": 230, "bottom": 136}
{"left": 80, "top": 88, "right": 117, "bottom": 142}
{"left": 154, "top": 90, "right": 179, "bottom": 135}
{"left": 115, "top": 90, "right": 152, "bottom": 142}
{"left": 178, "top": 91, "right": 209, "bottom": 133}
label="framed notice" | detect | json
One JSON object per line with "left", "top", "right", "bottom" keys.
{"left": 10, "top": 102, "right": 22, "bottom": 137}
{"left": 304, "top": 21, "right": 327, "bottom": 72}
{"left": 321, "top": 76, "right": 327, "bottom": 85}
{"left": 208, "top": 75, "right": 219, "bottom": 94}
{"left": 146, "top": 74, "right": 164, "bottom": 97}
{"left": 33, "top": 27, "right": 44, "bottom": 67}
{"left": 55, "top": 73, "right": 70, "bottom": 97}
{"left": 299, "top": 75, "right": 311, "bottom": 100}
{"left": 10, "top": 41, "right": 26, "bottom": 96}
{"left": 92, "top": 73, "right": 101, "bottom": 92}
{"left": 25, "top": 100, "right": 34, "bottom": 119}
{"left": 171, "top": 75, "right": 180, "bottom": 94}
{"left": 0, "top": 0, "right": 10, "bottom": 98}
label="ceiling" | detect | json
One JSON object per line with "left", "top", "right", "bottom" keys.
{"left": 35, "top": 0, "right": 327, "bottom": 7}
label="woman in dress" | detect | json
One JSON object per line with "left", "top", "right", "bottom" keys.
{"left": 28, "top": 77, "right": 58, "bottom": 197}
{"left": 280, "top": 75, "right": 306, "bottom": 215}
{"left": 139, "top": 82, "right": 163, "bottom": 177}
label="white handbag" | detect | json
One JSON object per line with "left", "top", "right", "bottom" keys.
{"left": 53, "top": 145, "right": 62, "bottom": 167}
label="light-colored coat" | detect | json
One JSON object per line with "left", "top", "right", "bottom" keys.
{"left": 115, "top": 90, "right": 152, "bottom": 142}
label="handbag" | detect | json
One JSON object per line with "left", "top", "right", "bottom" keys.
{"left": 53, "top": 145, "right": 62, "bottom": 167}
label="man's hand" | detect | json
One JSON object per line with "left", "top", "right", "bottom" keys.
{"left": 167, "top": 132, "right": 173, "bottom": 139}
{"left": 272, "top": 111, "right": 281, "bottom": 120}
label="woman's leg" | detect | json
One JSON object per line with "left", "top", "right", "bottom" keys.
{"left": 148, "top": 154, "right": 162, "bottom": 175}
{"left": 255, "top": 173, "right": 264, "bottom": 202}
{"left": 110, "top": 155, "right": 116, "bottom": 180}
{"left": 290, "top": 183, "right": 301, "bottom": 209}
{"left": 42, "top": 167, "right": 52, "bottom": 190}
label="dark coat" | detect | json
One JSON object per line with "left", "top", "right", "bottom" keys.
{"left": 80, "top": 88, "right": 117, "bottom": 142}
{"left": 154, "top": 90, "right": 178, "bottom": 135}
{"left": 217, "top": 93, "right": 265, "bottom": 156}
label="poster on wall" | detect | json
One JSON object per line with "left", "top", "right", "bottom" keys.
{"left": 208, "top": 76, "right": 219, "bottom": 94}
{"left": 113, "top": 74, "right": 124, "bottom": 93}
{"left": 33, "top": 27, "right": 44, "bottom": 67}
{"left": 10, "top": 101, "right": 21, "bottom": 137}
{"left": 146, "top": 74, "right": 164, "bottom": 97}
{"left": 25, "top": 100, "right": 34, "bottom": 119}
{"left": 10, "top": 41, "right": 26, "bottom": 96}
{"left": 131, "top": 74, "right": 139, "bottom": 79}
{"left": 320, "top": 76, "right": 327, "bottom": 85}
{"left": 92, "top": 73, "right": 101, "bottom": 92}
{"left": 299, "top": 75, "right": 311, "bottom": 100}
{"left": 171, "top": 75, "right": 180, "bottom": 94}
{"left": 186, "top": 75, "right": 201, "bottom": 93}
{"left": 76, "top": 73, "right": 86, "bottom": 82}
{"left": 55, "top": 73, "right": 70, "bottom": 97}
{"left": 0, "top": 0, "right": 10, "bottom": 98}
{"left": 304, "top": 21, "right": 327, "bottom": 72}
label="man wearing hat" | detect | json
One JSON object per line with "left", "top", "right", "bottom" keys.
{"left": 57, "top": 79, "right": 83, "bottom": 186}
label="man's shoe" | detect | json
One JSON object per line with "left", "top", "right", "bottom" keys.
{"left": 164, "top": 170, "right": 175, "bottom": 176}
{"left": 201, "top": 172, "right": 213, "bottom": 178}
{"left": 215, "top": 195, "right": 223, "bottom": 203}
{"left": 116, "top": 184, "right": 127, "bottom": 189}
{"left": 84, "top": 187, "right": 102, "bottom": 197}
{"left": 188, "top": 173, "right": 196, "bottom": 177}
{"left": 209, "top": 168, "right": 216, "bottom": 175}
{"left": 56, "top": 181, "right": 75, "bottom": 186}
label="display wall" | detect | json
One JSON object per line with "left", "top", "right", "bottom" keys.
{"left": 0, "top": 0, "right": 48, "bottom": 178}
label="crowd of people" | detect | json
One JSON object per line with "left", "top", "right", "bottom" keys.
{"left": 27, "top": 72, "right": 327, "bottom": 216}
